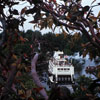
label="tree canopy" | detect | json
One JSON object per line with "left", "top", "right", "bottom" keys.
{"left": 0, "top": 0, "right": 100, "bottom": 100}
{"left": 0, "top": 0, "right": 100, "bottom": 57}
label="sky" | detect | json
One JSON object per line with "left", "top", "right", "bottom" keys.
{"left": 22, "top": 0, "right": 100, "bottom": 34}
{"left": 1, "top": 0, "right": 100, "bottom": 34}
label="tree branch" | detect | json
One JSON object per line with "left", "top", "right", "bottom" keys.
{"left": 0, "top": 58, "right": 21, "bottom": 100}
{"left": 74, "top": 21, "right": 100, "bottom": 50}
{"left": 40, "top": 2, "right": 100, "bottom": 51}
{"left": 82, "top": 18, "right": 100, "bottom": 44}
{"left": 31, "top": 43, "right": 48, "bottom": 100}
{"left": 52, "top": 14, "right": 80, "bottom": 30}
{"left": 81, "top": 28, "right": 100, "bottom": 50}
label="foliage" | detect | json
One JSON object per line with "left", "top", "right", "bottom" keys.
{"left": 71, "top": 58, "right": 85, "bottom": 74}
{"left": 72, "top": 75, "right": 100, "bottom": 100}
{"left": 0, "top": 0, "right": 100, "bottom": 100}
{"left": 72, "top": 75, "right": 92, "bottom": 96}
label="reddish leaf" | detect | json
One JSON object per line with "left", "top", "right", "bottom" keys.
{"left": 25, "top": 67, "right": 31, "bottom": 72}
{"left": 21, "top": 7, "right": 27, "bottom": 15}
{"left": 33, "top": 87, "right": 43, "bottom": 93}
{"left": 86, "top": 93, "right": 93, "bottom": 97}
{"left": 90, "top": 16, "right": 97, "bottom": 22}
{"left": 49, "top": 0, "right": 56, "bottom": 3}
{"left": 29, "top": 20, "right": 36, "bottom": 24}
{"left": 12, "top": 54, "right": 17, "bottom": 60}
{"left": 16, "top": 71, "right": 22, "bottom": 77}
{"left": 97, "top": 11, "right": 100, "bottom": 18}
{"left": 80, "top": 85, "right": 87, "bottom": 91}
{"left": 19, "top": 36, "right": 26, "bottom": 42}
{"left": 28, "top": 97, "right": 34, "bottom": 100}
{"left": 24, "top": 53, "right": 28, "bottom": 57}
{"left": 83, "top": 50, "right": 88, "bottom": 58}
{"left": 55, "top": 34, "right": 59, "bottom": 37}
{"left": 26, "top": 90, "right": 32, "bottom": 98}
{"left": 20, "top": 82, "right": 26, "bottom": 89}
{"left": 30, "top": 45, "right": 33, "bottom": 48}
{"left": 18, "top": 90, "right": 23, "bottom": 95}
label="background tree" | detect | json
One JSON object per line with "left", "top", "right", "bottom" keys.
{"left": 0, "top": 0, "right": 100, "bottom": 100}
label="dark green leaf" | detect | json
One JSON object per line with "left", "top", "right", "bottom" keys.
{"left": 98, "top": 3, "right": 100, "bottom": 5}
{"left": 12, "top": 9, "right": 19, "bottom": 15}
{"left": 83, "top": 6, "right": 90, "bottom": 12}
{"left": 25, "top": 7, "right": 37, "bottom": 14}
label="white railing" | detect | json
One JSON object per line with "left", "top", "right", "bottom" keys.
{"left": 49, "top": 60, "right": 74, "bottom": 75}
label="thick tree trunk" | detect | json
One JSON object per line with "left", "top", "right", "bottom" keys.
{"left": 0, "top": 58, "right": 21, "bottom": 100}
{"left": 0, "top": 66, "right": 17, "bottom": 100}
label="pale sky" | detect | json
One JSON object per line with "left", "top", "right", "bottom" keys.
{"left": 22, "top": 0, "right": 100, "bottom": 34}
{"left": 1, "top": 0, "right": 100, "bottom": 34}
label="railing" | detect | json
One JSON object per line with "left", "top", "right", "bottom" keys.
{"left": 49, "top": 60, "right": 74, "bottom": 75}
{"left": 49, "top": 59, "right": 74, "bottom": 83}
{"left": 57, "top": 67, "right": 74, "bottom": 75}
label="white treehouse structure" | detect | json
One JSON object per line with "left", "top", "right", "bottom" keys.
{"left": 48, "top": 51, "right": 74, "bottom": 84}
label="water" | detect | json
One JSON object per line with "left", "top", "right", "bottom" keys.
{"left": 40, "top": 52, "right": 100, "bottom": 90}
{"left": 40, "top": 72, "right": 50, "bottom": 91}
{"left": 69, "top": 52, "right": 100, "bottom": 78}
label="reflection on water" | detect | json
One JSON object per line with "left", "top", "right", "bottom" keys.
{"left": 39, "top": 71, "right": 50, "bottom": 91}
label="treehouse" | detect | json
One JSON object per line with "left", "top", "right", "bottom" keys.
{"left": 48, "top": 51, "right": 74, "bottom": 84}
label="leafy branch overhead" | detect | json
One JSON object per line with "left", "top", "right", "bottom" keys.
{"left": 0, "top": 1, "right": 100, "bottom": 100}
{"left": 1, "top": 0, "right": 100, "bottom": 57}
{"left": 0, "top": 0, "right": 100, "bottom": 68}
